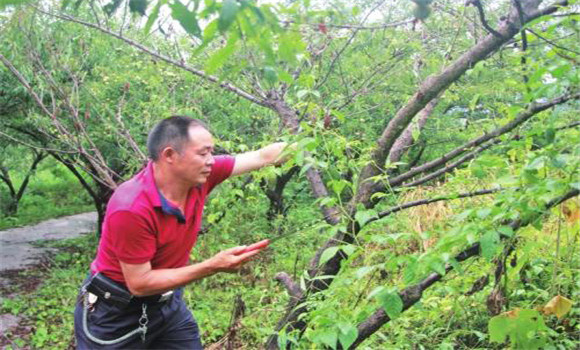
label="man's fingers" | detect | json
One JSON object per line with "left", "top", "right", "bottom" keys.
{"left": 241, "top": 239, "right": 270, "bottom": 254}
{"left": 236, "top": 248, "right": 263, "bottom": 262}
{"left": 225, "top": 245, "right": 248, "bottom": 255}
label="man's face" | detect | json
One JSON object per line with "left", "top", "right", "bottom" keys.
{"left": 173, "top": 126, "right": 215, "bottom": 186}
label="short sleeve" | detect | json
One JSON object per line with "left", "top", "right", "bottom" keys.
{"left": 206, "top": 155, "right": 235, "bottom": 193}
{"left": 108, "top": 211, "right": 156, "bottom": 264}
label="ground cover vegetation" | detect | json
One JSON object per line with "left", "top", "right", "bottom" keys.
{"left": 0, "top": 0, "right": 578, "bottom": 348}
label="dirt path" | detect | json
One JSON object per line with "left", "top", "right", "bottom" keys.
{"left": 0, "top": 212, "right": 97, "bottom": 272}
{"left": 0, "top": 212, "right": 97, "bottom": 339}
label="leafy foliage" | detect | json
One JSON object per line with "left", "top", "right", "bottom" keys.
{"left": 0, "top": 0, "right": 578, "bottom": 348}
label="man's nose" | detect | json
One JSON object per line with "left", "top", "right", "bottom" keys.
{"left": 206, "top": 154, "right": 215, "bottom": 166}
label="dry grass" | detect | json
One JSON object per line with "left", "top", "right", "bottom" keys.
{"left": 398, "top": 186, "right": 454, "bottom": 252}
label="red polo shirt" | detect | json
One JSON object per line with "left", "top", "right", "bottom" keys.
{"left": 91, "top": 156, "right": 235, "bottom": 284}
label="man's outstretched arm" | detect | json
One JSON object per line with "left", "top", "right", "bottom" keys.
{"left": 231, "top": 142, "right": 290, "bottom": 176}
{"left": 120, "top": 245, "right": 262, "bottom": 296}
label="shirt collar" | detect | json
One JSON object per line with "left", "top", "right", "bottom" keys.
{"left": 143, "top": 160, "right": 186, "bottom": 223}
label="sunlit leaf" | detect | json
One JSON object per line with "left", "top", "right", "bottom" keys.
{"left": 480, "top": 230, "right": 499, "bottom": 260}
{"left": 319, "top": 246, "right": 339, "bottom": 266}
{"left": 338, "top": 323, "right": 358, "bottom": 350}
{"left": 543, "top": 295, "right": 573, "bottom": 319}
{"left": 377, "top": 291, "right": 403, "bottom": 319}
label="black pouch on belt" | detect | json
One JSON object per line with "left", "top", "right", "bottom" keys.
{"left": 86, "top": 273, "right": 133, "bottom": 307}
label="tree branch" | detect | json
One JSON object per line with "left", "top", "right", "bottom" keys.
{"left": 527, "top": 28, "right": 580, "bottom": 55}
{"left": 388, "top": 97, "right": 440, "bottom": 164}
{"left": 274, "top": 272, "right": 302, "bottom": 301}
{"left": 352, "top": 0, "right": 570, "bottom": 209}
{"left": 387, "top": 92, "right": 579, "bottom": 189}
{"left": 15, "top": 151, "right": 46, "bottom": 202}
{"left": 369, "top": 187, "right": 509, "bottom": 224}
{"left": 315, "top": 0, "right": 386, "bottom": 89}
{"left": 469, "top": 0, "right": 504, "bottom": 38}
{"left": 33, "top": 7, "right": 269, "bottom": 108}
{"left": 401, "top": 140, "right": 499, "bottom": 188}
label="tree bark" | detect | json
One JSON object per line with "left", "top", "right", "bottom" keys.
{"left": 388, "top": 97, "right": 440, "bottom": 164}
{"left": 0, "top": 151, "right": 46, "bottom": 216}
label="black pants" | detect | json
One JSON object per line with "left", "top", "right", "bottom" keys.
{"left": 74, "top": 279, "right": 203, "bottom": 349}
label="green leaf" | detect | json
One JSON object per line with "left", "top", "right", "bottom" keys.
{"left": 278, "top": 69, "right": 294, "bottom": 84}
{"left": 315, "top": 328, "right": 338, "bottom": 349}
{"left": 205, "top": 34, "right": 239, "bottom": 74}
{"left": 477, "top": 208, "right": 491, "bottom": 219}
{"left": 144, "top": 0, "right": 164, "bottom": 34}
{"left": 488, "top": 315, "right": 510, "bottom": 343}
{"left": 429, "top": 258, "right": 446, "bottom": 276}
{"left": 129, "top": 0, "right": 148, "bottom": 16}
{"left": 526, "top": 156, "right": 547, "bottom": 170}
{"left": 203, "top": 18, "right": 219, "bottom": 43}
{"left": 338, "top": 323, "right": 358, "bottom": 350}
{"left": 218, "top": 0, "right": 240, "bottom": 33}
{"left": 330, "top": 179, "right": 347, "bottom": 195}
{"left": 404, "top": 259, "right": 418, "bottom": 284}
{"left": 498, "top": 226, "right": 514, "bottom": 237}
{"left": 296, "top": 89, "right": 309, "bottom": 99}
{"left": 319, "top": 246, "right": 339, "bottom": 266}
{"left": 355, "top": 266, "right": 374, "bottom": 279}
{"left": 341, "top": 244, "right": 356, "bottom": 256}
{"left": 171, "top": 1, "right": 201, "bottom": 38}
{"left": 469, "top": 94, "right": 481, "bottom": 110}
{"left": 354, "top": 209, "right": 377, "bottom": 227}
{"left": 480, "top": 230, "right": 499, "bottom": 260}
{"left": 0, "top": 0, "right": 30, "bottom": 9}
{"left": 263, "top": 66, "right": 278, "bottom": 84}
{"left": 377, "top": 291, "right": 403, "bottom": 319}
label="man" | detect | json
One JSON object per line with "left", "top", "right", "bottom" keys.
{"left": 74, "top": 116, "right": 289, "bottom": 349}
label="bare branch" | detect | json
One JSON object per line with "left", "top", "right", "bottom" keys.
{"left": 281, "top": 19, "right": 413, "bottom": 31}
{"left": 369, "top": 187, "right": 509, "bottom": 224}
{"left": 387, "top": 92, "right": 579, "bottom": 189}
{"left": 315, "top": 0, "right": 386, "bottom": 89}
{"left": 0, "top": 53, "right": 118, "bottom": 189}
{"left": 269, "top": 99, "right": 341, "bottom": 225}
{"left": 527, "top": 28, "right": 580, "bottom": 55}
{"left": 469, "top": 0, "right": 503, "bottom": 38}
{"left": 388, "top": 97, "right": 440, "bottom": 164}
{"left": 401, "top": 140, "right": 499, "bottom": 188}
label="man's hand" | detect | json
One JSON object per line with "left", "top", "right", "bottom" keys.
{"left": 208, "top": 244, "right": 264, "bottom": 273}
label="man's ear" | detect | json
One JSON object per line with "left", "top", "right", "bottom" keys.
{"left": 160, "top": 147, "right": 178, "bottom": 164}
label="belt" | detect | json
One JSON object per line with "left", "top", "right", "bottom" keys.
{"left": 133, "top": 290, "right": 174, "bottom": 304}
{"left": 86, "top": 272, "right": 174, "bottom": 306}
